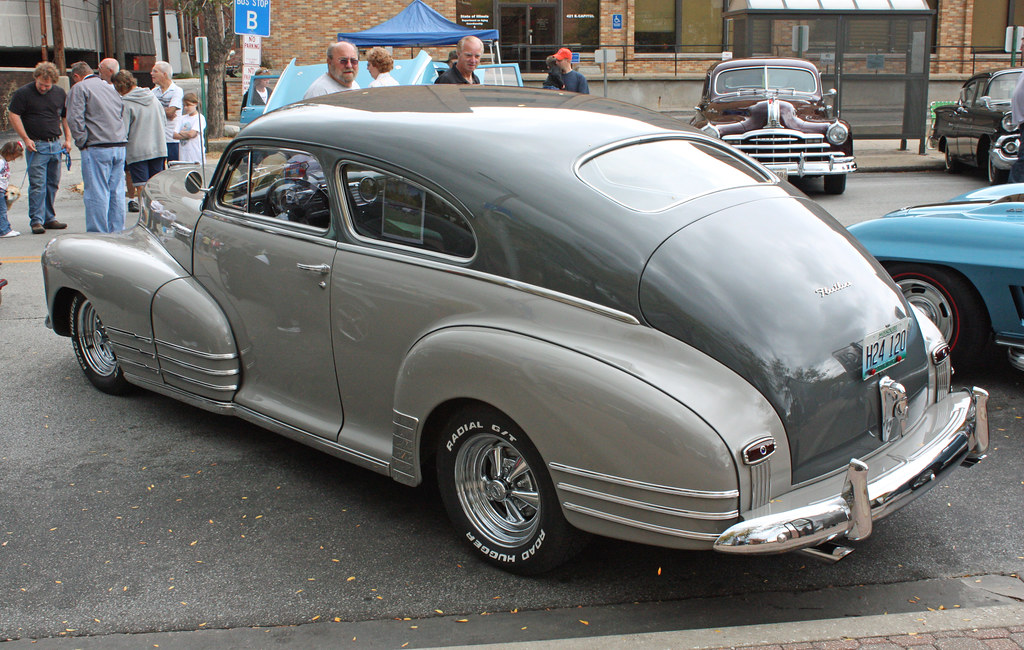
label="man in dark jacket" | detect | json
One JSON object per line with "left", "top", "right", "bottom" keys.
{"left": 66, "top": 61, "right": 128, "bottom": 233}
{"left": 435, "top": 36, "right": 483, "bottom": 85}
{"left": 554, "top": 48, "right": 590, "bottom": 94}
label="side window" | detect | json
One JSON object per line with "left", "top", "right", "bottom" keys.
{"left": 342, "top": 165, "right": 476, "bottom": 258}
{"left": 216, "top": 146, "right": 332, "bottom": 230}
{"left": 962, "top": 80, "right": 981, "bottom": 106}
{"left": 219, "top": 149, "right": 250, "bottom": 211}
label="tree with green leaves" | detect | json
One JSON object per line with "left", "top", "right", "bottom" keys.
{"left": 177, "top": 0, "right": 236, "bottom": 139}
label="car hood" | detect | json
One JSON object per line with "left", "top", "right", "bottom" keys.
{"left": 639, "top": 196, "right": 929, "bottom": 484}
{"left": 884, "top": 183, "right": 1024, "bottom": 220}
{"left": 703, "top": 96, "right": 831, "bottom": 135}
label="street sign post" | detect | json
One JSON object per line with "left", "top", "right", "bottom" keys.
{"left": 594, "top": 48, "right": 616, "bottom": 98}
{"left": 234, "top": 0, "right": 270, "bottom": 37}
{"left": 195, "top": 36, "right": 209, "bottom": 179}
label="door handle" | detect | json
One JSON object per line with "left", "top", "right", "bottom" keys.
{"left": 296, "top": 263, "right": 331, "bottom": 275}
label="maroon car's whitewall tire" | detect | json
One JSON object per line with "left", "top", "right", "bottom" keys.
{"left": 436, "top": 405, "right": 588, "bottom": 575}
{"left": 70, "top": 293, "right": 131, "bottom": 395}
{"left": 887, "top": 264, "right": 989, "bottom": 369}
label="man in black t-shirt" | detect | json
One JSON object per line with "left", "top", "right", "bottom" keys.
{"left": 7, "top": 62, "right": 71, "bottom": 234}
{"left": 435, "top": 36, "right": 483, "bottom": 85}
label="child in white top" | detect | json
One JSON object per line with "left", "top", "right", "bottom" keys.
{"left": 174, "top": 93, "right": 207, "bottom": 165}
{"left": 0, "top": 141, "right": 25, "bottom": 238}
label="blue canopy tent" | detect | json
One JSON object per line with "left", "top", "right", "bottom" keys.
{"left": 337, "top": 0, "right": 500, "bottom": 60}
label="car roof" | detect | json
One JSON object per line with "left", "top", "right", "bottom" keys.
{"left": 707, "top": 57, "right": 819, "bottom": 75}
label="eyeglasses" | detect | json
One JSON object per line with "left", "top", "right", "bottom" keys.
{"left": 335, "top": 57, "right": 359, "bottom": 66}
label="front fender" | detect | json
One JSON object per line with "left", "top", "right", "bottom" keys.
{"left": 393, "top": 326, "right": 742, "bottom": 549}
{"left": 43, "top": 227, "right": 188, "bottom": 342}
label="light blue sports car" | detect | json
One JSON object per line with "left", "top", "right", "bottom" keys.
{"left": 849, "top": 183, "right": 1024, "bottom": 371}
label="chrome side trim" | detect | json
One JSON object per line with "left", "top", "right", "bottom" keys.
{"left": 549, "top": 462, "right": 739, "bottom": 499}
{"left": 124, "top": 374, "right": 236, "bottom": 415}
{"left": 154, "top": 339, "right": 239, "bottom": 361}
{"left": 557, "top": 482, "right": 738, "bottom": 520}
{"left": 160, "top": 368, "right": 239, "bottom": 392}
{"left": 749, "top": 461, "right": 771, "bottom": 510}
{"left": 391, "top": 410, "right": 419, "bottom": 486}
{"left": 334, "top": 242, "right": 641, "bottom": 326}
{"left": 106, "top": 326, "right": 154, "bottom": 345}
{"left": 564, "top": 502, "right": 721, "bottom": 541}
{"left": 158, "top": 354, "right": 240, "bottom": 377}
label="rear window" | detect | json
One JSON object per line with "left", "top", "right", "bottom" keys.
{"left": 576, "top": 138, "right": 771, "bottom": 212}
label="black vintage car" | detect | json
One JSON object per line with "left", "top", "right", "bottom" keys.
{"left": 931, "top": 68, "right": 1022, "bottom": 184}
{"left": 691, "top": 57, "right": 855, "bottom": 194}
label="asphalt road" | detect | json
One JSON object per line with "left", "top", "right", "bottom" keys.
{"left": 0, "top": 168, "right": 1021, "bottom": 646}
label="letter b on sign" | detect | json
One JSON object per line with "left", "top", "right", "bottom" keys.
{"left": 234, "top": 0, "right": 270, "bottom": 37}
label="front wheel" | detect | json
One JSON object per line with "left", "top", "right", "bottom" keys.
{"left": 70, "top": 293, "right": 131, "bottom": 395}
{"left": 823, "top": 174, "right": 847, "bottom": 194}
{"left": 987, "top": 154, "right": 1008, "bottom": 185}
{"left": 436, "top": 406, "right": 587, "bottom": 574}
{"left": 886, "top": 264, "right": 989, "bottom": 369}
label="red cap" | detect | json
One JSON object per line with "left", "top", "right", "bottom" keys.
{"left": 554, "top": 48, "right": 573, "bottom": 61}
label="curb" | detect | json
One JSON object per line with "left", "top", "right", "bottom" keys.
{"left": 453, "top": 603, "right": 1024, "bottom": 649}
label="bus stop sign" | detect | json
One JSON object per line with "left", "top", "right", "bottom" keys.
{"left": 235, "top": 0, "right": 270, "bottom": 37}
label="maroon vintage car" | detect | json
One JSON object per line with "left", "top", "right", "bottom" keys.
{"left": 691, "top": 57, "right": 856, "bottom": 194}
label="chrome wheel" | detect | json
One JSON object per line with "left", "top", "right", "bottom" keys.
{"left": 74, "top": 298, "right": 118, "bottom": 377}
{"left": 897, "top": 277, "right": 954, "bottom": 343}
{"left": 453, "top": 433, "right": 540, "bottom": 547}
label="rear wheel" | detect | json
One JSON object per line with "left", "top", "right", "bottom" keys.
{"left": 886, "top": 264, "right": 989, "bottom": 368}
{"left": 436, "top": 405, "right": 587, "bottom": 574}
{"left": 70, "top": 293, "right": 131, "bottom": 395}
{"left": 823, "top": 174, "right": 847, "bottom": 194}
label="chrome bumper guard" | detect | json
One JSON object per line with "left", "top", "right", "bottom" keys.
{"left": 990, "top": 135, "right": 1018, "bottom": 169}
{"left": 768, "top": 156, "right": 856, "bottom": 179}
{"left": 714, "top": 387, "right": 988, "bottom": 557}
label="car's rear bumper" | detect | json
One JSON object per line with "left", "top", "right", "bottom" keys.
{"left": 714, "top": 386, "right": 988, "bottom": 556}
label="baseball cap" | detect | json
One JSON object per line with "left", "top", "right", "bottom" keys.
{"left": 554, "top": 48, "right": 573, "bottom": 61}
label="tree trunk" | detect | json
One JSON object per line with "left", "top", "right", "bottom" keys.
{"left": 197, "top": 2, "right": 233, "bottom": 139}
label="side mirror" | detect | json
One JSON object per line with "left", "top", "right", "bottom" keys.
{"left": 184, "top": 170, "right": 207, "bottom": 194}
{"left": 979, "top": 96, "right": 992, "bottom": 110}
{"left": 827, "top": 88, "right": 837, "bottom": 97}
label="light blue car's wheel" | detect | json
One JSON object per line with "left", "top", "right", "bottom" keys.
{"left": 888, "top": 264, "right": 989, "bottom": 369}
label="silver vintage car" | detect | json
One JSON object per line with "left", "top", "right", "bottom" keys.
{"left": 43, "top": 86, "right": 989, "bottom": 574}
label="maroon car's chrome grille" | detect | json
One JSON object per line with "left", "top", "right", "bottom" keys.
{"left": 724, "top": 132, "right": 833, "bottom": 165}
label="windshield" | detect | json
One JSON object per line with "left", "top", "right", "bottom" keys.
{"left": 577, "top": 138, "right": 772, "bottom": 212}
{"left": 987, "top": 72, "right": 1021, "bottom": 101}
{"left": 714, "top": 66, "right": 818, "bottom": 95}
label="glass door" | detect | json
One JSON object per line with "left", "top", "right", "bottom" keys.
{"left": 499, "top": 4, "right": 559, "bottom": 72}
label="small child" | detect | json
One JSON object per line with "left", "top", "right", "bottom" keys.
{"left": 174, "top": 93, "right": 207, "bottom": 165}
{"left": 0, "top": 140, "right": 24, "bottom": 238}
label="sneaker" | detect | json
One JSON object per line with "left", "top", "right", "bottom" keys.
{"left": 43, "top": 220, "right": 67, "bottom": 230}
{"left": 128, "top": 200, "right": 140, "bottom": 213}
{"left": 0, "top": 230, "right": 20, "bottom": 238}
{"left": 31, "top": 223, "right": 45, "bottom": 234}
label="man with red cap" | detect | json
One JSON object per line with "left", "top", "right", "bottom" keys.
{"left": 553, "top": 48, "right": 589, "bottom": 94}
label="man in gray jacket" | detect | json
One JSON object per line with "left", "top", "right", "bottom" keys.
{"left": 112, "top": 71, "right": 166, "bottom": 212}
{"left": 66, "top": 61, "right": 127, "bottom": 233}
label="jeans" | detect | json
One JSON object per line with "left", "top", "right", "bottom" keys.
{"left": 26, "top": 139, "right": 63, "bottom": 227}
{"left": 81, "top": 146, "right": 127, "bottom": 233}
{"left": 0, "top": 193, "right": 10, "bottom": 235}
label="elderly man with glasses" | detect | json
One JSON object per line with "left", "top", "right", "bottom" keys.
{"left": 304, "top": 41, "right": 361, "bottom": 99}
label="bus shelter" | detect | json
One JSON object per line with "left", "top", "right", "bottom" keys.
{"left": 725, "top": 0, "right": 933, "bottom": 150}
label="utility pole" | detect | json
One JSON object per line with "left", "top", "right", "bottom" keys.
{"left": 158, "top": 0, "right": 170, "bottom": 63}
{"left": 38, "top": 0, "right": 48, "bottom": 61}
{"left": 50, "top": 0, "right": 65, "bottom": 73}
{"left": 112, "top": 0, "right": 125, "bottom": 66}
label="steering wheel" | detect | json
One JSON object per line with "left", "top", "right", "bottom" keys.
{"left": 266, "top": 178, "right": 329, "bottom": 226}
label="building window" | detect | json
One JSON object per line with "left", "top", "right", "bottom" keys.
{"left": 564, "top": 0, "right": 600, "bottom": 49}
{"left": 973, "top": 0, "right": 1024, "bottom": 48}
{"left": 635, "top": 0, "right": 723, "bottom": 53}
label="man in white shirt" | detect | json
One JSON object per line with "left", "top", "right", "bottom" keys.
{"left": 303, "top": 41, "right": 361, "bottom": 99}
{"left": 1009, "top": 73, "right": 1024, "bottom": 183}
{"left": 150, "top": 61, "right": 183, "bottom": 162}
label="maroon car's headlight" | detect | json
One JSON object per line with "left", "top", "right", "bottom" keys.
{"left": 1002, "top": 112, "right": 1014, "bottom": 132}
{"left": 826, "top": 122, "right": 849, "bottom": 145}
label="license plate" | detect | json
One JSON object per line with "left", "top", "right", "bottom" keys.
{"left": 862, "top": 318, "right": 910, "bottom": 380}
